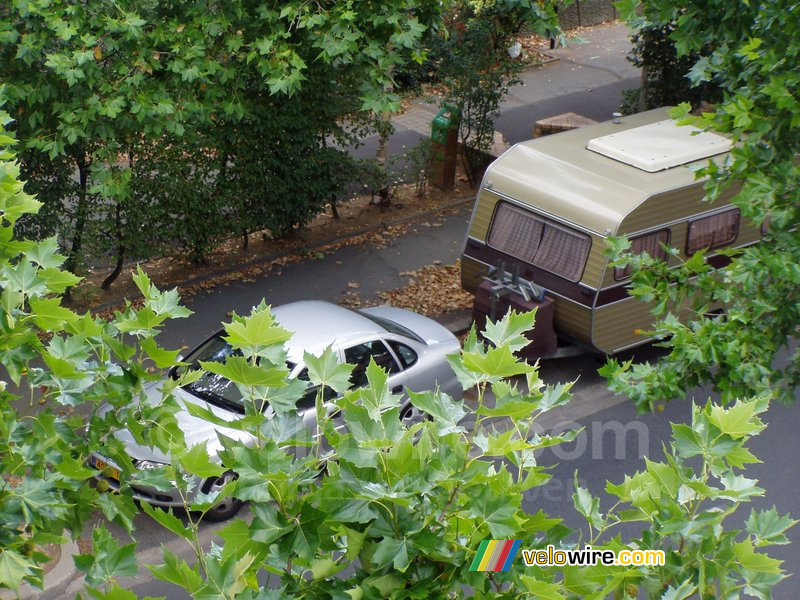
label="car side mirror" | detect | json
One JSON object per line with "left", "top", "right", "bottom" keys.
{"left": 168, "top": 355, "right": 184, "bottom": 380}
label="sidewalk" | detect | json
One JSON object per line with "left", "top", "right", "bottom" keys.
{"left": 7, "top": 20, "right": 640, "bottom": 600}
{"left": 382, "top": 21, "right": 638, "bottom": 149}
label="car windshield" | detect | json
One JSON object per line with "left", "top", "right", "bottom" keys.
{"left": 177, "top": 337, "right": 314, "bottom": 414}
{"left": 175, "top": 334, "right": 246, "bottom": 413}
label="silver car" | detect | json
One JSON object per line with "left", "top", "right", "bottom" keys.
{"left": 91, "top": 301, "right": 462, "bottom": 520}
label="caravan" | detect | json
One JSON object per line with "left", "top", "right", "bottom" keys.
{"left": 461, "top": 108, "right": 760, "bottom": 356}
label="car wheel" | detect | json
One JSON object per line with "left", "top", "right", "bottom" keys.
{"left": 399, "top": 402, "right": 428, "bottom": 428}
{"left": 201, "top": 471, "right": 243, "bottom": 522}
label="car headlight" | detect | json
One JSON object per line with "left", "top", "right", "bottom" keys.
{"left": 134, "top": 459, "right": 166, "bottom": 470}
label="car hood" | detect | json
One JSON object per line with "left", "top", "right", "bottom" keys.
{"left": 361, "top": 305, "right": 459, "bottom": 347}
{"left": 110, "top": 382, "right": 254, "bottom": 464}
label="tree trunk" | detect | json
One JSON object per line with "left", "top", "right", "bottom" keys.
{"left": 373, "top": 77, "right": 394, "bottom": 207}
{"left": 65, "top": 153, "right": 89, "bottom": 275}
{"left": 101, "top": 151, "right": 133, "bottom": 290}
{"left": 101, "top": 198, "right": 124, "bottom": 290}
{"left": 330, "top": 194, "right": 339, "bottom": 220}
{"left": 374, "top": 111, "right": 391, "bottom": 206}
{"left": 639, "top": 63, "right": 649, "bottom": 113}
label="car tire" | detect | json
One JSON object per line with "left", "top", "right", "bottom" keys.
{"left": 201, "top": 471, "right": 243, "bottom": 522}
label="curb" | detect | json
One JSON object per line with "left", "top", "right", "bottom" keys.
{"left": 0, "top": 538, "right": 80, "bottom": 600}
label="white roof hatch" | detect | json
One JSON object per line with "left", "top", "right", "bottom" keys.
{"left": 586, "top": 119, "right": 731, "bottom": 172}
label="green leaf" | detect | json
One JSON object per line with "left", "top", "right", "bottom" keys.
{"left": 250, "top": 503, "right": 292, "bottom": 545}
{"left": 84, "top": 584, "right": 142, "bottom": 600}
{"left": 408, "top": 390, "right": 466, "bottom": 435}
{"left": 371, "top": 537, "right": 415, "bottom": 572}
{"left": 141, "top": 502, "right": 193, "bottom": 541}
{"left": 310, "top": 557, "right": 346, "bottom": 580}
{"left": 141, "top": 337, "right": 185, "bottom": 369}
{"left": 659, "top": 580, "right": 697, "bottom": 600}
{"left": 217, "top": 519, "right": 268, "bottom": 563}
{"left": 746, "top": 507, "right": 797, "bottom": 547}
{"left": 196, "top": 552, "right": 257, "bottom": 600}
{"left": 199, "top": 356, "right": 288, "bottom": 388}
{"left": 573, "top": 477, "right": 603, "bottom": 530}
{"left": 39, "top": 267, "right": 81, "bottom": 293}
{"left": 304, "top": 347, "right": 353, "bottom": 393}
{"left": 223, "top": 301, "right": 292, "bottom": 359}
{"left": 279, "top": 503, "right": 325, "bottom": 560}
{"left": 481, "top": 309, "right": 537, "bottom": 353}
{"left": 671, "top": 424, "right": 704, "bottom": 458}
{"left": 708, "top": 399, "right": 766, "bottom": 439}
{"left": 469, "top": 486, "right": 519, "bottom": 538}
{"left": 25, "top": 237, "right": 66, "bottom": 269}
{"left": 0, "top": 549, "right": 36, "bottom": 591}
{"left": 178, "top": 444, "right": 225, "bottom": 478}
{"left": 733, "top": 539, "right": 783, "bottom": 574}
{"left": 95, "top": 493, "right": 138, "bottom": 535}
{"left": 357, "top": 358, "right": 400, "bottom": 420}
{"left": 74, "top": 528, "right": 138, "bottom": 586}
{"left": 462, "top": 344, "right": 535, "bottom": 380}
{"left": 520, "top": 575, "right": 566, "bottom": 600}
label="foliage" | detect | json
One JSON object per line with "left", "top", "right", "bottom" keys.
{"left": 620, "top": 19, "right": 722, "bottom": 115}
{"left": 80, "top": 305, "right": 788, "bottom": 599}
{"left": 0, "top": 0, "right": 438, "bottom": 284}
{"left": 134, "top": 309, "right": 585, "bottom": 598}
{"left": 574, "top": 395, "right": 795, "bottom": 599}
{"left": 606, "top": 0, "right": 800, "bottom": 407}
{"left": 440, "top": 1, "right": 561, "bottom": 186}
{"left": 0, "top": 111, "right": 192, "bottom": 592}
{"left": 1, "top": 115, "right": 792, "bottom": 598}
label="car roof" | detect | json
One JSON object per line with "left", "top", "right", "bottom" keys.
{"left": 271, "top": 300, "right": 387, "bottom": 362}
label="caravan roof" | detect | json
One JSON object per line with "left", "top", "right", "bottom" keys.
{"left": 484, "top": 108, "right": 730, "bottom": 235}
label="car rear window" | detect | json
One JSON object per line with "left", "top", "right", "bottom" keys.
{"left": 358, "top": 312, "right": 425, "bottom": 344}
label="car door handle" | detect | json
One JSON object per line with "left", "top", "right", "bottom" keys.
{"left": 392, "top": 385, "right": 403, "bottom": 394}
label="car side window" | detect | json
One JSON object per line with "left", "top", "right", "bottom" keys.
{"left": 344, "top": 340, "right": 400, "bottom": 388}
{"left": 388, "top": 341, "right": 418, "bottom": 369}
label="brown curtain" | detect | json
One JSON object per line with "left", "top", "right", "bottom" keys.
{"left": 687, "top": 209, "right": 739, "bottom": 254}
{"left": 488, "top": 203, "right": 544, "bottom": 263}
{"left": 533, "top": 224, "right": 591, "bottom": 281}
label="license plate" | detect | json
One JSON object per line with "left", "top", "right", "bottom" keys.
{"left": 92, "top": 457, "right": 120, "bottom": 482}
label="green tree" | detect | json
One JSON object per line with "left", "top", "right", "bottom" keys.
{"left": 441, "top": 0, "right": 562, "bottom": 185}
{"left": 0, "top": 0, "right": 438, "bottom": 285}
{"left": 604, "top": 0, "right": 800, "bottom": 409}
{"left": 620, "top": 19, "right": 722, "bottom": 115}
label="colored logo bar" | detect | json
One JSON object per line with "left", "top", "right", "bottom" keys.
{"left": 469, "top": 540, "right": 521, "bottom": 571}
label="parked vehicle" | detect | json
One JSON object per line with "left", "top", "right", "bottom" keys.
{"left": 461, "top": 108, "right": 762, "bottom": 357}
{"left": 90, "top": 300, "right": 462, "bottom": 520}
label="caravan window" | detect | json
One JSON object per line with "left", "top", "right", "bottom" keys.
{"left": 686, "top": 209, "right": 740, "bottom": 254}
{"left": 488, "top": 202, "right": 590, "bottom": 282}
{"left": 615, "top": 230, "right": 670, "bottom": 280}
